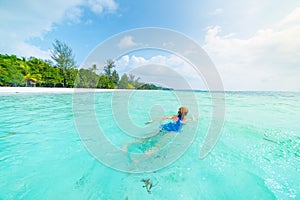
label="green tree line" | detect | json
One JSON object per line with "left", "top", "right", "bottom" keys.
{"left": 0, "top": 40, "right": 170, "bottom": 90}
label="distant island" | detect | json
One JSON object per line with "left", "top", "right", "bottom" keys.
{"left": 0, "top": 40, "right": 172, "bottom": 91}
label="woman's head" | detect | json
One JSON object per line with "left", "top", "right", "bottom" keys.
{"left": 178, "top": 106, "right": 188, "bottom": 119}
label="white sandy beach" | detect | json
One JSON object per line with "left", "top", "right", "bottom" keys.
{"left": 0, "top": 87, "right": 117, "bottom": 94}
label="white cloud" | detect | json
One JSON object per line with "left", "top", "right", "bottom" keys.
{"left": 162, "top": 42, "right": 175, "bottom": 48}
{"left": 88, "top": 0, "right": 118, "bottom": 14}
{"left": 65, "top": 6, "right": 83, "bottom": 24}
{"left": 117, "top": 36, "right": 141, "bottom": 50}
{"left": 203, "top": 7, "right": 300, "bottom": 91}
{"left": 85, "top": 19, "right": 93, "bottom": 25}
{"left": 0, "top": 0, "right": 118, "bottom": 59}
{"left": 278, "top": 7, "right": 300, "bottom": 27}
{"left": 116, "top": 54, "right": 206, "bottom": 90}
{"left": 210, "top": 8, "right": 223, "bottom": 16}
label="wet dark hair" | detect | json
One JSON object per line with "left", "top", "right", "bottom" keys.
{"left": 177, "top": 112, "right": 182, "bottom": 119}
{"left": 177, "top": 107, "right": 188, "bottom": 119}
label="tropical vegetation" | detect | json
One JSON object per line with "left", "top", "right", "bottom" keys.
{"left": 0, "top": 40, "right": 171, "bottom": 90}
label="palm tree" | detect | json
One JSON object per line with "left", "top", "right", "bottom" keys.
{"left": 18, "top": 57, "right": 31, "bottom": 86}
{"left": 91, "top": 64, "right": 97, "bottom": 73}
{"left": 22, "top": 57, "right": 43, "bottom": 87}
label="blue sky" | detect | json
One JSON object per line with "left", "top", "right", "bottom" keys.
{"left": 1, "top": 0, "right": 300, "bottom": 91}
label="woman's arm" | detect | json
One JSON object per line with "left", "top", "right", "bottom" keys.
{"left": 181, "top": 115, "right": 199, "bottom": 124}
{"left": 145, "top": 116, "right": 174, "bottom": 125}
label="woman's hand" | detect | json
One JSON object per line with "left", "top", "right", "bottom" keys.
{"left": 145, "top": 116, "right": 173, "bottom": 125}
{"left": 145, "top": 120, "right": 153, "bottom": 125}
{"left": 191, "top": 114, "right": 199, "bottom": 121}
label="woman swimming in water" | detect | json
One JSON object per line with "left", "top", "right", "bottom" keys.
{"left": 122, "top": 106, "right": 193, "bottom": 157}
{"left": 145, "top": 106, "right": 191, "bottom": 133}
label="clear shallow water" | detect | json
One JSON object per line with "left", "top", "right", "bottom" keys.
{"left": 0, "top": 91, "right": 299, "bottom": 200}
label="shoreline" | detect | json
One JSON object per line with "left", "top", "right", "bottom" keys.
{"left": 0, "top": 87, "right": 298, "bottom": 94}
{"left": 0, "top": 87, "right": 118, "bottom": 94}
{"left": 0, "top": 87, "right": 167, "bottom": 94}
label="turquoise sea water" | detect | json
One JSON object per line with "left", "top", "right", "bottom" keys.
{"left": 0, "top": 91, "right": 299, "bottom": 199}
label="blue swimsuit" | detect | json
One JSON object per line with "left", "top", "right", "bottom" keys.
{"left": 128, "top": 117, "right": 183, "bottom": 154}
{"left": 160, "top": 117, "right": 182, "bottom": 132}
